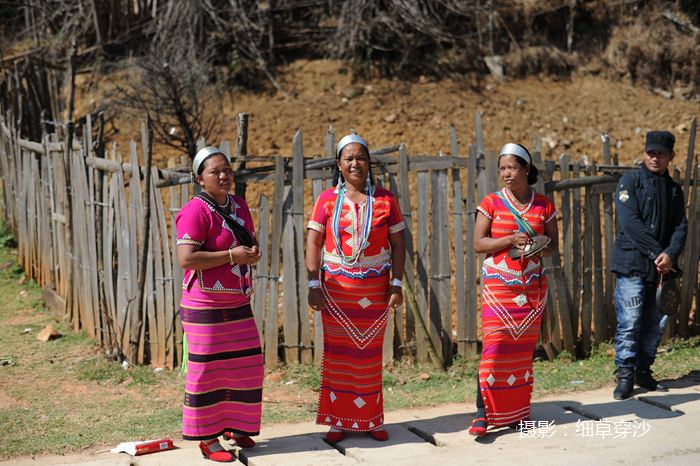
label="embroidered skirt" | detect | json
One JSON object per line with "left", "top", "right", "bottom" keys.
{"left": 478, "top": 258, "right": 547, "bottom": 426}
{"left": 180, "top": 304, "right": 264, "bottom": 440}
{"left": 317, "top": 273, "right": 389, "bottom": 431}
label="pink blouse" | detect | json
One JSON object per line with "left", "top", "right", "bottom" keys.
{"left": 176, "top": 194, "right": 255, "bottom": 309}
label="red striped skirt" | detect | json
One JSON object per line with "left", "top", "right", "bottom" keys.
{"left": 180, "top": 304, "right": 263, "bottom": 440}
{"left": 316, "top": 273, "right": 389, "bottom": 431}
{"left": 479, "top": 259, "right": 547, "bottom": 426}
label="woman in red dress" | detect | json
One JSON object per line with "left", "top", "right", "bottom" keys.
{"left": 306, "top": 134, "right": 406, "bottom": 443}
{"left": 469, "top": 143, "right": 558, "bottom": 436}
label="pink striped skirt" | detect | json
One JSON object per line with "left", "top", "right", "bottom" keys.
{"left": 180, "top": 304, "right": 263, "bottom": 440}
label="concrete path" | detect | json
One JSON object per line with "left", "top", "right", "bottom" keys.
{"left": 5, "top": 372, "right": 700, "bottom": 466}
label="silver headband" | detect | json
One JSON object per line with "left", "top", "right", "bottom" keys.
{"left": 336, "top": 134, "right": 368, "bottom": 157}
{"left": 499, "top": 143, "right": 531, "bottom": 165}
{"left": 192, "top": 146, "right": 229, "bottom": 177}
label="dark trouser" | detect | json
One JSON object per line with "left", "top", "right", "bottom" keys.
{"left": 614, "top": 275, "right": 668, "bottom": 370}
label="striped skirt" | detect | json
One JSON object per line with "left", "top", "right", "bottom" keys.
{"left": 478, "top": 260, "right": 547, "bottom": 426}
{"left": 180, "top": 304, "right": 264, "bottom": 440}
{"left": 316, "top": 273, "right": 389, "bottom": 431}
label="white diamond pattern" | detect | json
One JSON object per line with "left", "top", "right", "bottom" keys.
{"left": 524, "top": 370, "right": 530, "bottom": 382}
{"left": 487, "top": 374, "right": 495, "bottom": 386}
{"left": 513, "top": 294, "right": 528, "bottom": 307}
{"left": 353, "top": 397, "right": 366, "bottom": 409}
{"left": 358, "top": 297, "right": 372, "bottom": 309}
{"left": 507, "top": 374, "right": 517, "bottom": 386}
{"left": 330, "top": 392, "right": 337, "bottom": 403}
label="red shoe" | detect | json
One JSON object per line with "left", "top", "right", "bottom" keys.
{"left": 369, "top": 429, "right": 389, "bottom": 441}
{"left": 325, "top": 430, "right": 345, "bottom": 442}
{"left": 199, "top": 439, "right": 235, "bottom": 462}
{"left": 223, "top": 432, "right": 256, "bottom": 448}
{"left": 468, "top": 417, "right": 487, "bottom": 437}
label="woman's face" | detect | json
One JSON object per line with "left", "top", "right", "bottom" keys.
{"left": 196, "top": 154, "right": 234, "bottom": 199}
{"left": 498, "top": 155, "right": 528, "bottom": 189}
{"left": 337, "top": 143, "right": 370, "bottom": 188}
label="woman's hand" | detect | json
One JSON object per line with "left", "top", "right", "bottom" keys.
{"left": 308, "top": 287, "right": 324, "bottom": 311}
{"left": 230, "top": 245, "right": 261, "bottom": 265}
{"left": 510, "top": 231, "right": 530, "bottom": 248}
{"left": 387, "top": 286, "right": 403, "bottom": 309}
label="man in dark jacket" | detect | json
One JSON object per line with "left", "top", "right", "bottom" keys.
{"left": 610, "top": 130, "right": 687, "bottom": 400}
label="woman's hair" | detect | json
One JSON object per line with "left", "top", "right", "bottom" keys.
{"left": 332, "top": 143, "right": 375, "bottom": 187}
{"left": 197, "top": 152, "right": 226, "bottom": 175}
{"left": 500, "top": 143, "right": 539, "bottom": 185}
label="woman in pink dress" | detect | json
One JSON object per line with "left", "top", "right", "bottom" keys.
{"left": 176, "top": 146, "right": 263, "bottom": 462}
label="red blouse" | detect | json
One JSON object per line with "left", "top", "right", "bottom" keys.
{"left": 308, "top": 186, "right": 405, "bottom": 278}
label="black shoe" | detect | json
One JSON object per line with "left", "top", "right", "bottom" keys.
{"left": 635, "top": 368, "right": 669, "bottom": 392}
{"left": 613, "top": 368, "right": 634, "bottom": 400}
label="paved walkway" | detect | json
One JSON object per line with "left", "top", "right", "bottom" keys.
{"left": 6, "top": 372, "right": 700, "bottom": 466}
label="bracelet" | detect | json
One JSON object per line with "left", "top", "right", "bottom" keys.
{"left": 390, "top": 278, "right": 403, "bottom": 287}
{"left": 308, "top": 279, "right": 321, "bottom": 289}
{"left": 228, "top": 248, "right": 234, "bottom": 265}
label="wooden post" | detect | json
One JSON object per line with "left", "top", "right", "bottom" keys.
{"left": 282, "top": 181, "right": 299, "bottom": 364}
{"left": 292, "top": 130, "right": 312, "bottom": 364}
{"left": 464, "top": 144, "right": 478, "bottom": 355}
{"left": 62, "top": 42, "right": 77, "bottom": 332}
{"left": 254, "top": 196, "right": 270, "bottom": 344}
{"left": 450, "top": 128, "right": 468, "bottom": 358}
{"left": 430, "top": 158, "right": 452, "bottom": 366}
{"left": 398, "top": 143, "right": 416, "bottom": 357}
{"left": 234, "top": 112, "right": 249, "bottom": 198}
{"left": 415, "top": 171, "right": 430, "bottom": 362}
{"left": 131, "top": 119, "right": 153, "bottom": 364}
{"left": 581, "top": 161, "right": 594, "bottom": 355}
{"left": 601, "top": 134, "right": 616, "bottom": 336}
{"left": 266, "top": 157, "right": 284, "bottom": 368}
{"left": 571, "top": 159, "right": 582, "bottom": 344}
{"left": 678, "top": 117, "right": 697, "bottom": 336}
{"left": 590, "top": 161, "right": 607, "bottom": 343}
{"left": 560, "top": 154, "right": 574, "bottom": 310}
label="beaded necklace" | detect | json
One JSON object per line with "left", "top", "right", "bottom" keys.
{"left": 503, "top": 187, "right": 534, "bottom": 215}
{"left": 331, "top": 183, "right": 374, "bottom": 266}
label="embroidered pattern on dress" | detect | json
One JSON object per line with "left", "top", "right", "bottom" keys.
{"left": 481, "top": 285, "right": 547, "bottom": 341}
{"left": 321, "top": 284, "right": 389, "bottom": 350}
{"left": 322, "top": 247, "right": 392, "bottom": 278}
{"left": 388, "top": 221, "right": 406, "bottom": 234}
{"left": 308, "top": 220, "right": 325, "bottom": 232}
{"left": 477, "top": 206, "right": 492, "bottom": 220}
{"left": 177, "top": 232, "right": 202, "bottom": 246}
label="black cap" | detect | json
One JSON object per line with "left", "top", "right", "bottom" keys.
{"left": 645, "top": 131, "right": 675, "bottom": 153}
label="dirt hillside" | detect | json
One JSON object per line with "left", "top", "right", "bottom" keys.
{"left": 85, "top": 59, "right": 698, "bottom": 169}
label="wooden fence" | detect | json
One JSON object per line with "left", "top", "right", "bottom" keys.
{"left": 0, "top": 110, "right": 698, "bottom": 369}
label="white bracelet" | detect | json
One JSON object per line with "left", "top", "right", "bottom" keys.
{"left": 390, "top": 278, "right": 402, "bottom": 287}
{"left": 308, "top": 279, "right": 321, "bottom": 289}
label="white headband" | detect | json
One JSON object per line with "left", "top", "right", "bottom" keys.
{"left": 192, "top": 146, "right": 229, "bottom": 176}
{"left": 336, "top": 134, "right": 368, "bottom": 157}
{"left": 499, "top": 143, "right": 531, "bottom": 165}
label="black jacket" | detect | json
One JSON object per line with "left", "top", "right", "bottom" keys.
{"left": 611, "top": 164, "right": 687, "bottom": 283}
